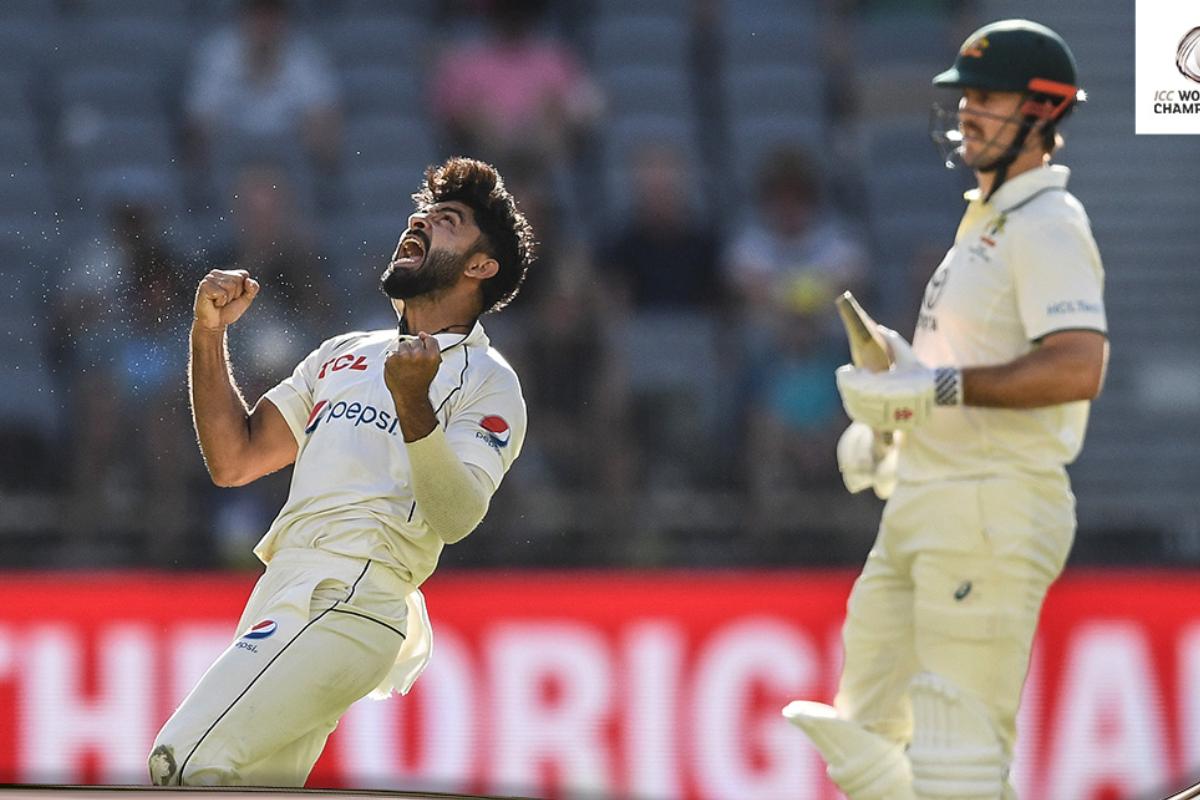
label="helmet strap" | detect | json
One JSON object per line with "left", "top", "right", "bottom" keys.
{"left": 978, "top": 107, "right": 1039, "bottom": 202}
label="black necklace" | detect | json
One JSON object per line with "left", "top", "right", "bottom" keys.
{"left": 398, "top": 317, "right": 474, "bottom": 336}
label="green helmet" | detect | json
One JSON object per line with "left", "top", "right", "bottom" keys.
{"left": 933, "top": 19, "right": 1082, "bottom": 115}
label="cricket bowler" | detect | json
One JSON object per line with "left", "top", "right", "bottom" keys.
{"left": 149, "top": 157, "right": 535, "bottom": 786}
{"left": 783, "top": 20, "right": 1109, "bottom": 799}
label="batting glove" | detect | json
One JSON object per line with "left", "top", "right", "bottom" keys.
{"left": 836, "top": 422, "right": 901, "bottom": 499}
{"left": 834, "top": 329, "right": 962, "bottom": 432}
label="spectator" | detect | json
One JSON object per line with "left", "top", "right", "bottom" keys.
{"left": 723, "top": 146, "right": 869, "bottom": 316}
{"left": 603, "top": 143, "right": 723, "bottom": 311}
{"left": 514, "top": 254, "right": 631, "bottom": 494}
{"left": 743, "top": 279, "right": 846, "bottom": 497}
{"left": 205, "top": 163, "right": 337, "bottom": 564}
{"left": 429, "top": 0, "right": 601, "bottom": 218}
{"left": 186, "top": 0, "right": 341, "bottom": 201}
{"left": 51, "top": 198, "right": 203, "bottom": 565}
{"left": 210, "top": 163, "right": 336, "bottom": 354}
{"left": 497, "top": 163, "right": 631, "bottom": 497}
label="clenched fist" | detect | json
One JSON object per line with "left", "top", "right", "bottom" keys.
{"left": 194, "top": 269, "right": 260, "bottom": 331}
{"left": 384, "top": 332, "right": 443, "bottom": 402}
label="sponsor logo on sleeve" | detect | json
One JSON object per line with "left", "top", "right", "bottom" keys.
{"left": 1046, "top": 299, "right": 1103, "bottom": 316}
{"left": 243, "top": 619, "right": 277, "bottom": 639}
{"left": 236, "top": 619, "right": 277, "bottom": 653}
{"left": 477, "top": 415, "right": 511, "bottom": 450}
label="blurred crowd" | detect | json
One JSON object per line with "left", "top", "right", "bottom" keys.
{"left": 0, "top": 0, "right": 983, "bottom": 568}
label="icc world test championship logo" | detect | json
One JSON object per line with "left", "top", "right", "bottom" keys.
{"left": 1178, "top": 26, "right": 1200, "bottom": 83}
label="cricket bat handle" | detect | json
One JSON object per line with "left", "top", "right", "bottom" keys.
{"left": 834, "top": 291, "right": 895, "bottom": 449}
{"left": 834, "top": 291, "right": 892, "bottom": 373}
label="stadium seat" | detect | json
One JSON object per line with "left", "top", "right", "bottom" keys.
{"left": 56, "top": 68, "right": 168, "bottom": 121}
{"left": 727, "top": 115, "right": 826, "bottom": 198}
{"left": 723, "top": 5, "right": 820, "bottom": 69}
{"left": 592, "top": 0, "right": 692, "bottom": 20}
{"left": 0, "top": 74, "right": 32, "bottom": 122}
{"left": 0, "top": 239, "right": 61, "bottom": 442}
{"left": 590, "top": 15, "right": 691, "bottom": 70}
{"left": 600, "top": 114, "right": 701, "bottom": 220}
{"left": 340, "top": 65, "right": 424, "bottom": 119}
{"left": 341, "top": 164, "right": 430, "bottom": 220}
{"left": 69, "top": 0, "right": 191, "bottom": 22}
{"left": 0, "top": 119, "right": 44, "bottom": 169}
{"left": 856, "top": 11, "right": 954, "bottom": 67}
{"left": 59, "top": 18, "right": 191, "bottom": 74}
{"left": 0, "top": 167, "right": 54, "bottom": 221}
{"left": 335, "top": 0, "right": 423, "bottom": 20}
{"left": 0, "top": 0, "right": 59, "bottom": 23}
{"left": 0, "top": 22, "right": 59, "bottom": 75}
{"left": 601, "top": 65, "right": 694, "bottom": 119}
{"left": 723, "top": 63, "right": 825, "bottom": 120}
{"left": 64, "top": 117, "right": 176, "bottom": 175}
{"left": 343, "top": 114, "right": 435, "bottom": 173}
{"left": 78, "top": 166, "right": 187, "bottom": 219}
{"left": 325, "top": 18, "right": 429, "bottom": 73}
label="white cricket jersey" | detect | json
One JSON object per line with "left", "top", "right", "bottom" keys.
{"left": 901, "top": 164, "right": 1107, "bottom": 482}
{"left": 255, "top": 321, "right": 526, "bottom": 586}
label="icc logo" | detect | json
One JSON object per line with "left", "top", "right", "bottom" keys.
{"left": 1178, "top": 27, "right": 1200, "bottom": 83}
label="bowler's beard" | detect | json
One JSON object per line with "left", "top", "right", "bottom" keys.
{"left": 380, "top": 247, "right": 465, "bottom": 301}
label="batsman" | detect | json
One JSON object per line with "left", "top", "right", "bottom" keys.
{"left": 784, "top": 19, "right": 1108, "bottom": 799}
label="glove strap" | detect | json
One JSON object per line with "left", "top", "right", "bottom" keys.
{"left": 934, "top": 367, "right": 963, "bottom": 406}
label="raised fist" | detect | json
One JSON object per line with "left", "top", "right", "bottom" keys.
{"left": 384, "top": 332, "right": 443, "bottom": 401}
{"left": 194, "top": 269, "right": 260, "bottom": 331}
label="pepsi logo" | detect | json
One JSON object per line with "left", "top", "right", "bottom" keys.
{"left": 243, "top": 619, "right": 278, "bottom": 640}
{"left": 479, "top": 415, "right": 511, "bottom": 448}
{"left": 304, "top": 400, "right": 330, "bottom": 434}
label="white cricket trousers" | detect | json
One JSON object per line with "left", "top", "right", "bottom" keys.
{"left": 149, "top": 548, "right": 411, "bottom": 786}
{"left": 835, "top": 472, "right": 1075, "bottom": 757}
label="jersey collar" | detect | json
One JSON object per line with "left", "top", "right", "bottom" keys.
{"left": 397, "top": 319, "right": 490, "bottom": 353}
{"left": 434, "top": 319, "right": 489, "bottom": 352}
{"left": 964, "top": 164, "right": 1071, "bottom": 210}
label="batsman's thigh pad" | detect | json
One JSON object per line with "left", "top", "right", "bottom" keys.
{"left": 907, "top": 671, "right": 1008, "bottom": 799}
{"left": 783, "top": 701, "right": 916, "bottom": 800}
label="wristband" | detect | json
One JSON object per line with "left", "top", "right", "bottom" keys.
{"left": 934, "top": 367, "right": 963, "bottom": 406}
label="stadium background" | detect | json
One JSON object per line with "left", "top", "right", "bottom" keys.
{"left": 0, "top": 0, "right": 1197, "bottom": 797}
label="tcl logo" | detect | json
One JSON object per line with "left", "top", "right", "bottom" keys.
{"left": 894, "top": 408, "right": 914, "bottom": 421}
{"left": 318, "top": 353, "right": 369, "bottom": 380}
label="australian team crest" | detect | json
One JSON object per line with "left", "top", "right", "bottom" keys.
{"left": 962, "top": 35, "right": 989, "bottom": 58}
{"left": 980, "top": 213, "right": 1008, "bottom": 248}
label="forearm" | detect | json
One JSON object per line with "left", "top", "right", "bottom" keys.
{"left": 189, "top": 324, "right": 253, "bottom": 483}
{"left": 405, "top": 426, "right": 490, "bottom": 544}
{"left": 962, "top": 343, "right": 1102, "bottom": 409}
{"left": 391, "top": 391, "right": 438, "bottom": 443}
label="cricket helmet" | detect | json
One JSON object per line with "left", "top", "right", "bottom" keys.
{"left": 933, "top": 19, "right": 1083, "bottom": 119}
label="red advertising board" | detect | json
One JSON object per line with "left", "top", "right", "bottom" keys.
{"left": 0, "top": 569, "right": 1194, "bottom": 799}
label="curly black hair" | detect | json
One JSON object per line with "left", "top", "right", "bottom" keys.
{"left": 413, "top": 157, "right": 536, "bottom": 314}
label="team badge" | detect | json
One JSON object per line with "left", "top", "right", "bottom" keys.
{"left": 961, "top": 36, "right": 989, "bottom": 58}
{"left": 478, "top": 415, "right": 511, "bottom": 449}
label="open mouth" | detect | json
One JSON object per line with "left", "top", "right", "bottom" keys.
{"left": 391, "top": 231, "right": 428, "bottom": 269}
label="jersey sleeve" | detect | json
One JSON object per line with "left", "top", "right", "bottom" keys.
{"left": 261, "top": 339, "right": 330, "bottom": 444}
{"left": 442, "top": 365, "right": 527, "bottom": 494}
{"left": 1010, "top": 214, "right": 1108, "bottom": 341}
